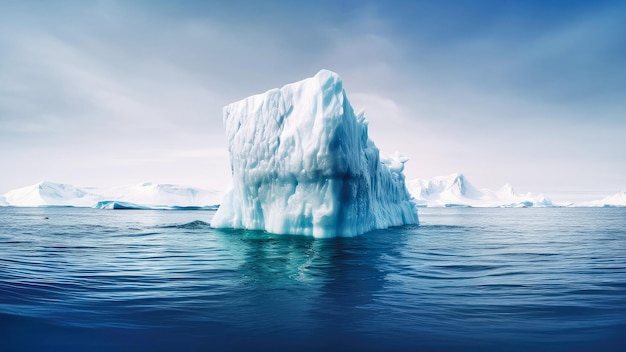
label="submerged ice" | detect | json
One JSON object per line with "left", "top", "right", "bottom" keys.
{"left": 211, "top": 70, "right": 418, "bottom": 237}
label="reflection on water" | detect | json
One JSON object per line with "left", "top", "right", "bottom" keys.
{"left": 213, "top": 227, "right": 394, "bottom": 342}
{"left": 0, "top": 207, "right": 625, "bottom": 351}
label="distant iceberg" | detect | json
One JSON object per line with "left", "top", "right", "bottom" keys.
{"left": 95, "top": 200, "right": 152, "bottom": 210}
{"left": 3, "top": 182, "right": 98, "bottom": 207}
{"left": 211, "top": 69, "right": 418, "bottom": 237}
{"left": 581, "top": 190, "right": 626, "bottom": 207}
{"left": 407, "top": 173, "right": 553, "bottom": 207}
{"left": 100, "top": 182, "right": 221, "bottom": 208}
{"left": 94, "top": 200, "right": 219, "bottom": 210}
{"left": 1, "top": 182, "right": 221, "bottom": 209}
{"left": 2, "top": 178, "right": 622, "bottom": 210}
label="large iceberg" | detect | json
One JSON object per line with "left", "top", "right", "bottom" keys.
{"left": 211, "top": 70, "right": 418, "bottom": 237}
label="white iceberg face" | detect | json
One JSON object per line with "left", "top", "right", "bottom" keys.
{"left": 211, "top": 70, "right": 418, "bottom": 237}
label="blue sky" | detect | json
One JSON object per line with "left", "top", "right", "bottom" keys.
{"left": 0, "top": 0, "right": 624, "bottom": 202}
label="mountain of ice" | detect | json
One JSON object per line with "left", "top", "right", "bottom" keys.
{"left": 1, "top": 182, "right": 221, "bottom": 209}
{"left": 210, "top": 69, "right": 418, "bottom": 237}
{"left": 407, "top": 173, "right": 553, "bottom": 207}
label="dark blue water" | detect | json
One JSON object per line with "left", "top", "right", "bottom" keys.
{"left": 1, "top": 207, "right": 625, "bottom": 351}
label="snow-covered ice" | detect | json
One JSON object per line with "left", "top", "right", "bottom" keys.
{"left": 407, "top": 173, "right": 553, "bottom": 207}
{"left": 1, "top": 182, "right": 221, "bottom": 209}
{"left": 211, "top": 69, "right": 419, "bottom": 237}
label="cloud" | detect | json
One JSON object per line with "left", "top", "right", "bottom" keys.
{"left": 0, "top": 1, "right": 624, "bottom": 196}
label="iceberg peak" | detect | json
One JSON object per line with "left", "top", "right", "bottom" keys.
{"left": 211, "top": 70, "right": 418, "bottom": 237}
{"left": 443, "top": 172, "right": 479, "bottom": 198}
{"left": 314, "top": 69, "right": 341, "bottom": 83}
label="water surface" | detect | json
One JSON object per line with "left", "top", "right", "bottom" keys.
{"left": 1, "top": 207, "right": 625, "bottom": 351}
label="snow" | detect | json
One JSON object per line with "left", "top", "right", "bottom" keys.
{"left": 1, "top": 182, "right": 221, "bottom": 209}
{"left": 407, "top": 173, "right": 554, "bottom": 207}
{"left": 211, "top": 69, "right": 418, "bottom": 237}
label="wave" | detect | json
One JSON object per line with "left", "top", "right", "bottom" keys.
{"left": 158, "top": 220, "right": 212, "bottom": 230}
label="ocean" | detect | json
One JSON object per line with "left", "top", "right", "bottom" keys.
{"left": 1, "top": 207, "right": 624, "bottom": 351}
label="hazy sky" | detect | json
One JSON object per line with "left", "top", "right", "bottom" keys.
{"left": 1, "top": 0, "right": 624, "bottom": 202}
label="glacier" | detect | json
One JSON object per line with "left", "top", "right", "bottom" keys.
{"left": 1, "top": 182, "right": 221, "bottom": 209}
{"left": 407, "top": 173, "right": 554, "bottom": 208}
{"left": 210, "top": 69, "right": 419, "bottom": 237}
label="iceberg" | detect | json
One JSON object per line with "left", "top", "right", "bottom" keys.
{"left": 1, "top": 182, "right": 222, "bottom": 209}
{"left": 583, "top": 190, "right": 626, "bottom": 207}
{"left": 407, "top": 173, "right": 553, "bottom": 207}
{"left": 3, "top": 182, "right": 99, "bottom": 207}
{"left": 101, "top": 182, "right": 221, "bottom": 208}
{"left": 211, "top": 70, "right": 418, "bottom": 237}
{"left": 95, "top": 200, "right": 152, "bottom": 210}
{"left": 94, "top": 200, "right": 218, "bottom": 210}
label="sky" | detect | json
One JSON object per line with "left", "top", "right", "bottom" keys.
{"left": 0, "top": 0, "right": 624, "bottom": 202}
